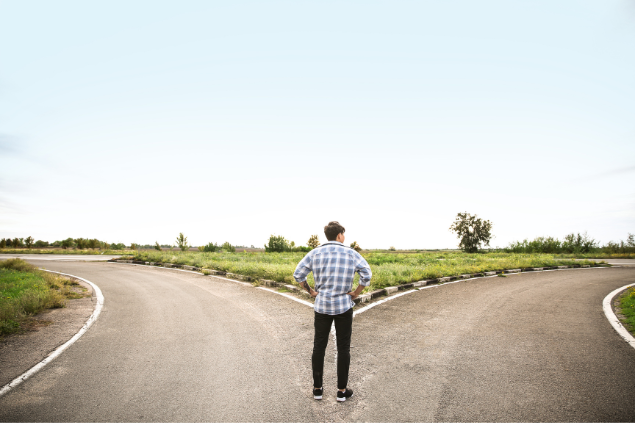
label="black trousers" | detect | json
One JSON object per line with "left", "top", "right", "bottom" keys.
{"left": 312, "top": 307, "right": 353, "bottom": 390}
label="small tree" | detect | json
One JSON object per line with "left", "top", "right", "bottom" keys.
{"left": 13, "top": 238, "right": 24, "bottom": 248}
{"left": 265, "top": 235, "right": 290, "bottom": 252}
{"left": 449, "top": 212, "right": 493, "bottom": 253}
{"left": 350, "top": 241, "right": 362, "bottom": 252}
{"left": 307, "top": 235, "right": 320, "bottom": 249}
{"left": 130, "top": 243, "right": 138, "bottom": 250}
{"left": 0, "top": 238, "right": 6, "bottom": 248}
{"left": 154, "top": 241, "right": 162, "bottom": 251}
{"left": 389, "top": 246, "right": 396, "bottom": 251}
{"left": 221, "top": 242, "right": 236, "bottom": 253}
{"left": 176, "top": 233, "right": 189, "bottom": 252}
{"left": 24, "top": 236, "right": 34, "bottom": 249}
{"left": 200, "top": 242, "right": 219, "bottom": 252}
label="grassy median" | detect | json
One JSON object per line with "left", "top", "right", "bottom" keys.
{"left": 618, "top": 287, "right": 635, "bottom": 336}
{"left": 131, "top": 250, "right": 601, "bottom": 291}
{"left": 0, "top": 259, "right": 85, "bottom": 336}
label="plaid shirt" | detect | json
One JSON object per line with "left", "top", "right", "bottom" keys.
{"left": 293, "top": 241, "right": 372, "bottom": 315}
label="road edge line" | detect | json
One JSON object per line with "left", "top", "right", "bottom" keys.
{"left": 602, "top": 283, "right": 635, "bottom": 350}
{"left": 0, "top": 270, "right": 104, "bottom": 398}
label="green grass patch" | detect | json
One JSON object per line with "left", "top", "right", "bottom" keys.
{"left": 0, "top": 259, "right": 84, "bottom": 336}
{"left": 131, "top": 250, "right": 599, "bottom": 293}
{"left": 617, "top": 287, "right": 635, "bottom": 336}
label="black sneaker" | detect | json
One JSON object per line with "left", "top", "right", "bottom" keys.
{"left": 336, "top": 388, "right": 353, "bottom": 402}
{"left": 313, "top": 388, "right": 323, "bottom": 400}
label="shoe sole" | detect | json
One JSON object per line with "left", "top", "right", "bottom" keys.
{"left": 314, "top": 395, "right": 322, "bottom": 400}
{"left": 337, "top": 393, "right": 353, "bottom": 402}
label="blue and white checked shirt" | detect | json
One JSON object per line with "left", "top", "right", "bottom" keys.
{"left": 293, "top": 241, "right": 372, "bottom": 315}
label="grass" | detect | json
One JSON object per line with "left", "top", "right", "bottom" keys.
{"left": 617, "top": 287, "right": 635, "bottom": 336}
{"left": 0, "top": 259, "right": 86, "bottom": 336}
{"left": 131, "top": 250, "right": 601, "bottom": 292}
{"left": 0, "top": 248, "right": 133, "bottom": 255}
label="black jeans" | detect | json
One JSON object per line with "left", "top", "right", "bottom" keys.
{"left": 312, "top": 307, "right": 353, "bottom": 390}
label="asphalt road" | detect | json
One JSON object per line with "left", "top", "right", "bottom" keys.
{"left": 1, "top": 261, "right": 634, "bottom": 421}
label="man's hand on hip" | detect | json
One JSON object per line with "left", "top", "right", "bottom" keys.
{"left": 347, "top": 284, "right": 365, "bottom": 300}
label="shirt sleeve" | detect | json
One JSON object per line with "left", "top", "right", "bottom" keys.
{"left": 293, "top": 252, "right": 313, "bottom": 283}
{"left": 354, "top": 253, "right": 372, "bottom": 286}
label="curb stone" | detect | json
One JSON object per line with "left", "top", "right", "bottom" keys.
{"left": 108, "top": 259, "right": 607, "bottom": 305}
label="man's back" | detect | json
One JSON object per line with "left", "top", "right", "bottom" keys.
{"left": 294, "top": 241, "right": 372, "bottom": 315}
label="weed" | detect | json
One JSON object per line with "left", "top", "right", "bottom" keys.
{"left": 618, "top": 287, "right": 635, "bottom": 336}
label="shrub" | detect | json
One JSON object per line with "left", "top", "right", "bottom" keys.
{"left": 154, "top": 242, "right": 162, "bottom": 251}
{"left": 201, "top": 242, "right": 219, "bottom": 252}
{"left": 176, "top": 233, "right": 189, "bottom": 252}
{"left": 24, "top": 236, "right": 34, "bottom": 249}
{"left": 350, "top": 241, "right": 362, "bottom": 252}
{"left": 34, "top": 240, "right": 48, "bottom": 248}
{"left": 389, "top": 246, "right": 396, "bottom": 251}
{"left": 221, "top": 242, "right": 236, "bottom": 253}
{"left": 109, "top": 243, "right": 126, "bottom": 250}
{"left": 61, "top": 238, "right": 75, "bottom": 249}
{"left": 307, "top": 235, "right": 320, "bottom": 249}
{"left": 449, "top": 212, "right": 493, "bottom": 253}
{"left": 0, "top": 239, "right": 6, "bottom": 248}
{"left": 265, "top": 235, "right": 290, "bottom": 252}
{"left": 13, "top": 238, "right": 24, "bottom": 248}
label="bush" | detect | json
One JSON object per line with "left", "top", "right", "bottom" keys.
{"left": 34, "top": 240, "right": 49, "bottom": 248}
{"left": 12, "top": 238, "right": 24, "bottom": 248}
{"left": 265, "top": 235, "right": 290, "bottom": 252}
{"left": 449, "top": 212, "right": 493, "bottom": 253}
{"left": 154, "top": 242, "right": 162, "bottom": 251}
{"left": 350, "top": 241, "right": 362, "bottom": 252}
{"left": 61, "top": 238, "right": 75, "bottom": 249}
{"left": 24, "top": 236, "right": 34, "bottom": 249}
{"left": 200, "top": 242, "right": 220, "bottom": 252}
{"left": 221, "top": 242, "right": 236, "bottom": 253}
{"left": 109, "top": 243, "right": 126, "bottom": 250}
{"left": 0, "top": 239, "right": 6, "bottom": 248}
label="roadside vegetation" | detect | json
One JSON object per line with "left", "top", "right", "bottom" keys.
{"left": 505, "top": 232, "right": 635, "bottom": 258}
{"left": 0, "top": 259, "right": 86, "bottom": 336}
{"left": 617, "top": 287, "right": 635, "bottom": 337}
{"left": 130, "top": 250, "right": 599, "bottom": 292}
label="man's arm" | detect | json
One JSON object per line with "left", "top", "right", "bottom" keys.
{"left": 299, "top": 281, "right": 318, "bottom": 298}
{"left": 293, "top": 253, "right": 318, "bottom": 298}
{"left": 348, "top": 253, "right": 372, "bottom": 300}
{"left": 347, "top": 283, "right": 365, "bottom": 300}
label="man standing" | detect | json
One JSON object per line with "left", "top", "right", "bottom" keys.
{"left": 293, "top": 221, "right": 372, "bottom": 402}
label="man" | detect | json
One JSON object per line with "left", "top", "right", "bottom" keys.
{"left": 293, "top": 221, "right": 372, "bottom": 402}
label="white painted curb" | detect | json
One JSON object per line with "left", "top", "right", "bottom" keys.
{"left": 0, "top": 270, "right": 104, "bottom": 398}
{"left": 602, "top": 283, "right": 635, "bottom": 350}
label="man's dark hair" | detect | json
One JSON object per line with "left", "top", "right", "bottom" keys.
{"left": 324, "top": 221, "right": 345, "bottom": 241}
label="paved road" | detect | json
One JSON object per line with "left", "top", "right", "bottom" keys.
{"left": 1, "top": 262, "right": 634, "bottom": 421}
{"left": 0, "top": 254, "right": 122, "bottom": 261}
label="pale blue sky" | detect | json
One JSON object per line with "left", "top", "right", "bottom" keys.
{"left": 1, "top": 0, "right": 634, "bottom": 249}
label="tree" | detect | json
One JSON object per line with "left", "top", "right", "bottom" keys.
{"left": 0, "top": 238, "right": 6, "bottom": 248}
{"left": 350, "top": 241, "right": 362, "bottom": 252}
{"left": 449, "top": 212, "right": 493, "bottom": 253}
{"left": 221, "top": 242, "right": 236, "bottom": 253}
{"left": 61, "top": 238, "right": 75, "bottom": 249}
{"left": 154, "top": 241, "right": 162, "bottom": 251}
{"left": 176, "top": 233, "right": 189, "bottom": 252}
{"left": 307, "top": 235, "right": 320, "bottom": 249}
{"left": 200, "top": 242, "right": 218, "bottom": 252}
{"left": 130, "top": 243, "right": 138, "bottom": 250}
{"left": 24, "top": 236, "right": 34, "bottom": 249}
{"left": 13, "top": 238, "right": 24, "bottom": 248}
{"left": 265, "top": 235, "right": 290, "bottom": 252}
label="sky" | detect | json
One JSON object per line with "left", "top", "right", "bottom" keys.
{"left": 1, "top": 0, "right": 634, "bottom": 249}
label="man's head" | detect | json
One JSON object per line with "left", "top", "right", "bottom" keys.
{"left": 324, "top": 221, "right": 345, "bottom": 242}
